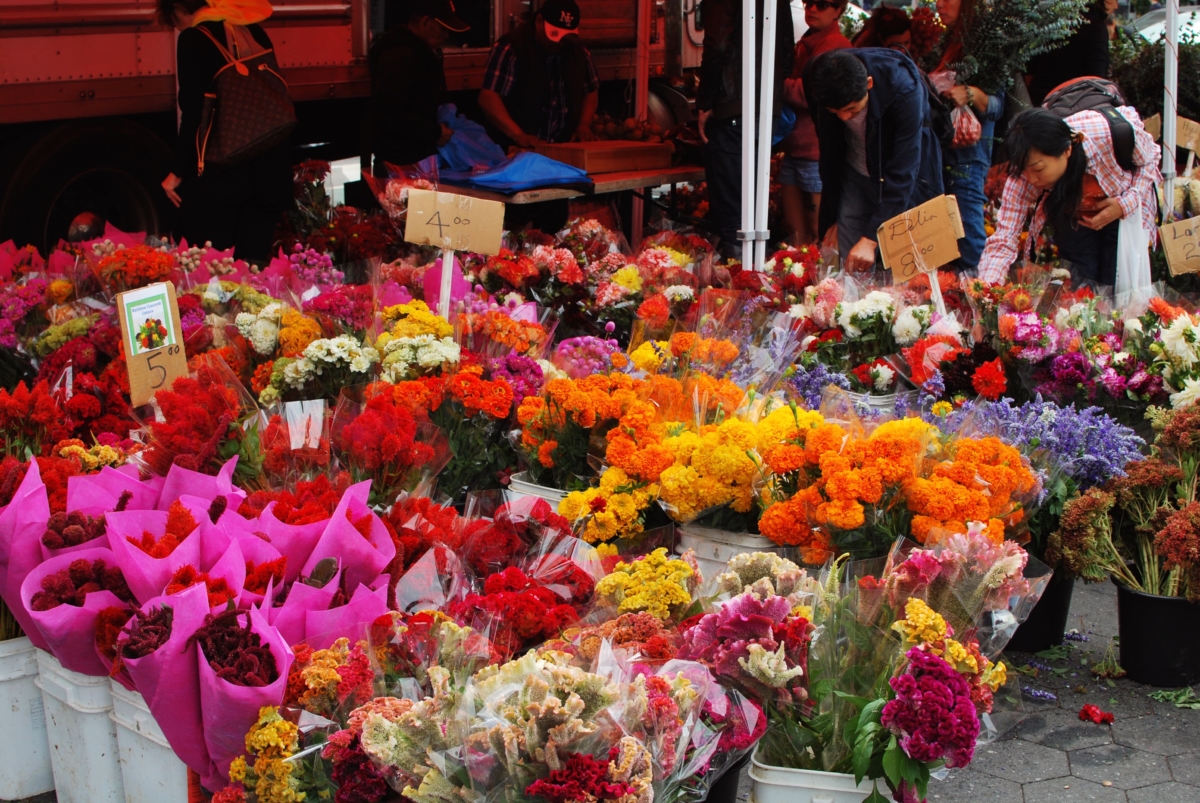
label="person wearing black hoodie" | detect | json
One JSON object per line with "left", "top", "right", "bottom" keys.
{"left": 367, "top": 0, "right": 469, "bottom": 175}
{"left": 806, "top": 48, "right": 945, "bottom": 271}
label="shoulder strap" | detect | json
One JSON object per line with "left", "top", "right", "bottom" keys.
{"left": 195, "top": 24, "right": 236, "bottom": 64}
{"left": 1100, "top": 107, "right": 1136, "bottom": 172}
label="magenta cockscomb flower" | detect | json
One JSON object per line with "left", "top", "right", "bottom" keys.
{"left": 882, "top": 647, "right": 979, "bottom": 768}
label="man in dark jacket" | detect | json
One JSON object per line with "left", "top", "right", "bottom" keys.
{"left": 367, "top": 0, "right": 468, "bottom": 174}
{"left": 478, "top": 0, "right": 600, "bottom": 149}
{"left": 696, "top": 0, "right": 794, "bottom": 258}
{"left": 806, "top": 48, "right": 945, "bottom": 271}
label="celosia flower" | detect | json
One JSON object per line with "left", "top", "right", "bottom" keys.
{"left": 882, "top": 647, "right": 979, "bottom": 767}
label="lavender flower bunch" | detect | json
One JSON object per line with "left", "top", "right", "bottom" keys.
{"left": 487, "top": 354, "right": 544, "bottom": 405}
{"left": 787, "top": 360, "right": 850, "bottom": 410}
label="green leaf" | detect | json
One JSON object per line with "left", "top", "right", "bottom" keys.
{"left": 864, "top": 784, "right": 890, "bottom": 803}
{"left": 882, "top": 737, "right": 902, "bottom": 787}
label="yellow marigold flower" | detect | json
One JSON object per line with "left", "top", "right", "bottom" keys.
{"left": 931, "top": 400, "right": 954, "bottom": 417}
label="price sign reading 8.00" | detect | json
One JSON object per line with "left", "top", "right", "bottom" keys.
{"left": 405, "top": 189, "right": 503, "bottom": 256}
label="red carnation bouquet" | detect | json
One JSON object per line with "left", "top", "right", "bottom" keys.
{"left": 260, "top": 401, "right": 332, "bottom": 487}
{"left": 447, "top": 565, "right": 581, "bottom": 658}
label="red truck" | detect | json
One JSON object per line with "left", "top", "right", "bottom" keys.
{"left": 0, "top": 0, "right": 685, "bottom": 251}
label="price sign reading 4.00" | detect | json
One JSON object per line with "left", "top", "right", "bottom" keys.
{"left": 404, "top": 189, "right": 504, "bottom": 256}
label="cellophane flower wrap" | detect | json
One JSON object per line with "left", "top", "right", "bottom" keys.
{"left": 302, "top": 481, "right": 395, "bottom": 592}
{"left": 0, "top": 457, "right": 53, "bottom": 649}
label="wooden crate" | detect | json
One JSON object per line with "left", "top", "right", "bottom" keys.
{"left": 535, "top": 140, "right": 673, "bottom": 173}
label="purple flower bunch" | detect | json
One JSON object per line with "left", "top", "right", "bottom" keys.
{"left": 0, "top": 278, "right": 47, "bottom": 348}
{"left": 1088, "top": 331, "right": 1164, "bottom": 403}
{"left": 787, "top": 360, "right": 851, "bottom": 409}
{"left": 487, "top": 354, "right": 544, "bottom": 404}
{"left": 303, "top": 284, "right": 374, "bottom": 332}
{"left": 553, "top": 335, "right": 620, "bottom": 379}
{"left": 1033, "top": 352, "right": 1095, "bottom": 404}
{"left": 881, "top": 647, "right": 979, "bottom": 768}
{"left": 289, "top": 244, "right": 343, "bottom": 286}
{"left": 1003, "top": 311, "right": 1059, "bottom": 363}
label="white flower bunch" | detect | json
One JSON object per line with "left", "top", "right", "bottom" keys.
{"left": 663, "top": 284, "right": 695, "bottom": 302}
{"left": 836, "top": 290, "right": 896, "bottom": 338}
{"left": 283, "top": 335, "right": 380, "bottom": 390}
{"left": 1162, "top": 315, "right": 1200, "bottom": 369}
{"left": 235, "top": 302, "right": 283, "bottom": 356}
{"left": 891, "top": 304, "right": 933, "bottom": 346}
{"left": 174, "top": 241, "right": 209, "bottom": 274}
{"left": 380, "top": 335, "right": 461, "bottom": 383}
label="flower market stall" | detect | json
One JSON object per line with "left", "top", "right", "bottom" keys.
{"left": 0, "top": 155, "right": 1198, "bottom": 803}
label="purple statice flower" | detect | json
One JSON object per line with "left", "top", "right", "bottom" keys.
{"left": 487, "top": 354, "right": 544, "bottom": 405}
{"left": 788, "top": 361, "right": 850, "bottom": 410}
{"left": 1025, "top": 657, "right": 1053, "bottom": 672}
{"left": 882, "top": 647, "right": 979, "bottom": 768}
{"left": 1063, "top": 630, "right": 1089, "bottom": 643}
{"left": 553, "top": 335, "right": 619, "bottom": 379}
{"left": 926, "top": 397, "right": 1142, "bottom": 490}
{"left": 1023, "top": 686, "right": 1058, "bottom": 702}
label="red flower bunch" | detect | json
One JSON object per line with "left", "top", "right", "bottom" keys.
{"left": 0, "top": 456, "right": 28, "bottom": 507}
{"left": 384, "top": 495, "right": 475, "bottom": 569}
{"left": 42, "top": 509, "right": 108, "bottom": 550}
{"left": 637, "top": 294, "right": 671, "bottom": 329}
{"left": 34, "top": 336, "right": 98, "bottom": 384}
{"left": 130, "top": 500, "right": 199, "bottom": 558}
{"left": 303, "top": 285, "right": 375, "bottom": 333}
{"left": 118, "top": 605, "right": 174, "bottom": 660}
{"left": 244, "top": 558, "right": 288, "bottom": 595}
{"left": 95, "top": 606, "right": 134, "bottom": 661}
{"left": 166, "top": 565, "right": 236, "bottom": 608}
{"left": 239, "top": 473, "right": 350, "bottom": 525}
{"left": 1079, "top": 704, "right": 1114, "bottom": 724}
{"left": 64, "top": 371, "right": 137, "bottom": 441}
{"left": 261, "top": 413, "right": 331, "bottom": 482}
{"left": 1153, "top": 501, "right": 1200, "bottom": 601}
{"left": 0, "top": 380, "right": 71, "bottom": 458}
{"left": 806, "top": 329, "right": 843, "bottom": 353}
{"left": 335, "top": 393, "right": 437, "bottom": 507}
{"left": 190, "top": 609, "right": 278, "bottom": 687}
{"left": 97, "top": 245, "right": 173, "bottom": 291}
{"left": 525, "top": 752, "right": 635, "bottom": 803}
{"left": 443, "top": 367, "right": 514, "bottom": 420}
{"left": 705, "top": 694, "right": 767, "bottom": 752}
{"left": 971, "top": 358, "right": 1007, "bottom": 400}
{"left": 322, "top": 730, "right": 390, "bottom": 803}
{"left": 143, "top": 360, "right": 248, "bottom": 478}
{"left": 449, "top": 566, "right": 579, "bottom": 657}
{"left": 488, "top": 249, "right": 541, "bottom": 287}
{"left": 30, "top": 558, "right": 135, "bottom": 611}
{"left": 903, "top": 335, "right": 969, "bottom": 387}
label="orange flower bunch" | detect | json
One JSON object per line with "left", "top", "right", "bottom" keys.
{"left": 97, "top": 245, "right": 173, "bottom": 291}
{"left": 460, "top": 310, "right": 549, "bottom": 357}
{"left": 443, "top": 366, "right": 514, "bottom": 420}
{"left": 906, "top": 436, "right": 1037, "bottom": 546}
{"left": 605, "top": 397, "right": 676, "bottom": 484}
{"left": 629, "top": 332, "right": 740, "bottom": 377}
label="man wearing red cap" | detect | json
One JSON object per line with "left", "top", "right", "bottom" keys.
{"left": 367, "top": 0, "right": 470, "bottom": 172}
{"left": 478, "top": 0, "right": 600, "bottom": 150}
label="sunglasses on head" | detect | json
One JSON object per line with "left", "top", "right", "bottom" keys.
{"left": 803, "top": 0, "right": 841, "bottom": 9}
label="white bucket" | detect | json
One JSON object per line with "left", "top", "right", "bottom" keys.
{"left": 749, "top": 751, "right": 878, "bottom": 803}
{"left": 677, "top": 525, "right": 789, "bottom": 581}
{"left": 507, "top": 471, "right": 568, "bottom": 507}
{"left": 0, "top": 637, "right": 54, "bottom": 799}
{"left": 34, "top": 650, "right": 125, "bottom": 803}
{"left": 109, "top": 681, "right": 189, "bottom": 803}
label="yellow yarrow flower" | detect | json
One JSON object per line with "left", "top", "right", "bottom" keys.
{"left": 596, "top": 548, "right": 693, "bottom": 620}
{"left": 892, "top": 598, "right": 948, "bottom": 645}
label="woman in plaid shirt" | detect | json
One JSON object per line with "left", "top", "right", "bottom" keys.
{"left": 976, "top": 107, "right": 1161, "bottom": 286}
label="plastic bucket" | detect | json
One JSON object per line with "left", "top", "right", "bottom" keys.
{"left": 34, "top": 650, "right": 125, "bottom": 803}
{"left": 507, "top": 472, "right": 568, "bottom": 507}
{"left": 705, "top": 755, "right": 749, "bottom": 803}
{"left": 677, "top": 525, "right": 789, "bottom": 581}
{"left": 1117, "top": 581, "right": 1200, "bottom": 686}
{"left": 1006, "top": 575, "right": 1075, "bottom": 653}
{"left": 0, "top": 637, "right": 55, "bottom": 799}
{"left": 109, "top": 681, "right": 189, "bottom": 803}
{"left": 749, "top": 751, "right": 877, "bottom": 803}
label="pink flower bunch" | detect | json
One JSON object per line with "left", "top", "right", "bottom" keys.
{"left": 935, "top": 528, "right": 1031, "bottom": 611}
{"left": 304, "top": 285, "right": 374, "bottom": 332}
{"left": 636, "top": 248, "right": 676, "bottom": 274}
{"left": 631, "top": 668, "right": 684, "bottom": 774}
{"left": 881, "top": 647, "right": 979, "bottom": 768}
{"left": 588, "top": 252, "right": 627, "bottom": 281}
{"left": 553, "top": 335, "right": 620, "bottom": 379}
{"left": 704, "top": 694, "right": 767, "bottom": 752}
{"left": 289, "top": 244, "right": 344, "bottom": 286}
{"left": 0, "top": 278, "right": 47, "bottom": 348}
{"left": 532, "top": 245, "right": 584, "bottom": 285}
{"left": 999, "top": 310, "right": 1060, "bottom": 363}
{"left": 594, "top": 282, "right": 633, "bottom": 309}
{"left": 804, "top": 278, "right": 843, "bottom": 330}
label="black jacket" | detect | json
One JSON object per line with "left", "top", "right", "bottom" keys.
{"left": 1026, "top": 15, "right": 1111, "bottom": 106}
{"left": 696, "top": 0, "right": 794, "bottom": 121}
{"left": 174, "top": 21, "right": 292, "bottom": 211}
{"left": 368, "top": 27, "right": 447, "bottom": 169}
{"left": 808, "top": 49, "right": 945, "bottom": 239}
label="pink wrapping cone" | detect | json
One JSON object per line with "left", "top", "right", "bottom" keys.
{"left": 305, "top": 583, "right": 388, "bottom": 650}
{"left": 67, "top": 466, "right": 160, "bottom": 517}
{"left": 255, "top": 503, "right": 327, "bottom": 582}
{"left": 302, "top": 482, "right": 394, "bottom": 592}
{"left": 106, "top": 509, "right": 203, "bottom": 604}
{"left": 201, "top": 537, "right": 247, "bottom": 613}
{"left": 20, "top": 546, "right": 130, "bottom": 675}
{"left": 158, "top": 458, "right": 246, "bottom": 511}
{"left": 238, "top": 536, "right": 285, "bottom": 608}
{"left": 197, "top": 606, "right": 293, "bottom": 788}
{"left": 0, "top": 459, "right": 52, "bottom": 650}
{"left": 269, "top": 568, "right": 342, "bottom": 646}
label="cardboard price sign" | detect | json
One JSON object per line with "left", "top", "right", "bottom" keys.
{"left": 1162, "top": 215, "right": 1200, "bottom": 276}
{"left": 117, "top": 282, "right": 188, "bottom": 407}
{"left": 404, "top": 189, "right": 504, "bottom": 255}
{"left": 1143, "top": 113, "right": 1200, "bottom": 151}
{"left": 877, "top": 195, "right": 965, "bottom": 283}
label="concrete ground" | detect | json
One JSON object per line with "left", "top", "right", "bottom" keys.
{"left": 736, "top": 580, "right": 1200, "bottom": 803}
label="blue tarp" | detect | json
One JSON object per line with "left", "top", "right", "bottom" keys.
{"left": 436, "top": 104, "right": 507, "bottom": 172}
{"left": 441, "top": 151, "right": 591, "bottom": 193}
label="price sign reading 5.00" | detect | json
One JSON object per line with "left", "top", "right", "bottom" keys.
{"left": 405, "top": 189, "right": 504, "bottom": 256}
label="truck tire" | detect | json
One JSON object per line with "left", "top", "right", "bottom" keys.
{"left": 0, "top": 118, "right": 176, "bottom": 253}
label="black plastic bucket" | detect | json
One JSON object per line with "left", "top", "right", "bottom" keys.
{"left": 1117, "top": 582, "right": 1200, "bottom": 687}
{"left": 1006, "top": 575, "right": 1075, "bottom": 653}
{"left": 705, "top": 755, "right": 750, "bottom": 803}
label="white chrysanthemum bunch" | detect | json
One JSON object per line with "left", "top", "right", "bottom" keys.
{"left": 235, "top": 302, "right": 283, "bottom": 356}
{"left": 379, "top": 335, "right": 460, "bottom": 383}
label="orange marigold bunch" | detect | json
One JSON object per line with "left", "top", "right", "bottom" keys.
{"left": 605, "top": 399, "right": 675, "bottom": 483}
{"left": 460, "top": 310, "right": 549, "bottom": 356}
{"left": 97, "top": 245, "right": 173, "bottom": 291}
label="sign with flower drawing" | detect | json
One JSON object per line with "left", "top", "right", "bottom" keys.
{"left": 117, "top": 281, "right": 188, "bottom": 406}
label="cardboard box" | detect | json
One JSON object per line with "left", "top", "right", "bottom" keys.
{"left": 535, "top": 140, "right": 673, "bottom": 173}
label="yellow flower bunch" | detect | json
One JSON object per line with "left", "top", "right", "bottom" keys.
{"left": 559, "top": 467, "right": 659, "bottom": 544}
{"left": 54, "top": 439, "right": 127, "bottom": 471}
{"left": 612, "top": 266, "right": 644, "bottom": 292}
{"left": 377, "top": 300, "right": 452, "bottom": 345}
{"left": 892, "top": 598, "right": 948, "bottom": 646}
{"left": 596, "top": 548, "right": 694, "bottom": 620}
{"left": 298, "top": 638, "right": 350, "bottom": 712}
{"left": 229, "top": 706, "right": 305, "bottom": 803}
{"left": 658, "top": 418, "right": 759, "bottom": 522}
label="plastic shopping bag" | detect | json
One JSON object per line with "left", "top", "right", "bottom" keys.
{"left": 437, "top": 103, "right": 506, "bottom": 172}
{"left": 929, "top": 70, "right": 981, "bottom": 148}
{"left": 1116, "top": 211, "right": 1153, "bottom": 297}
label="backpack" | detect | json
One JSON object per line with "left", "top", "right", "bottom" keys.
{"left": 918, "top": 70, "right": 957, "bottom": 150}
{"left": 195, "top": 24, "right": 297, "bottom": 175}
{"left": 1041, "top": 77, "right": 1136, "bottom": 172}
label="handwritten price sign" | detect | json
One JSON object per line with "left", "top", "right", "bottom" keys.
{"left": 116, "top": 282, "right": 189, "bottom": 407}
{"left": 876, "top": 195, "right": 965, "bottom": 283}
{"left": 1162, "top": 215, "right": 1200, "bottom": 276}
{"left": 404, "top": 189, "right": 504, "bottom": 256}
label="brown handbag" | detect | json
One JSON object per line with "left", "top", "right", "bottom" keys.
{"left": 195, "top": 24, "right": 297, "bottom": 175}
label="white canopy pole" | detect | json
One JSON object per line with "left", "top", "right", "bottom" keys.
{"left": 740, "top": 0, "right": 758, "bottom": 269}
{"left": 1164, "top": 0, "right": 1179, "bottom": 210}
{"left": 753, "top": 0, "right": 778, "bottom": 271}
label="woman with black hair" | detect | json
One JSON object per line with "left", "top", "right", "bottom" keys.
{"left": 158, "top": 0, "right": 293, "bottom": 262}
{"left": 977, "top": 107, "right": 1160, "bottom": 286}
{"left": 852, "top": 6, "right": 912, "bottom": 51}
